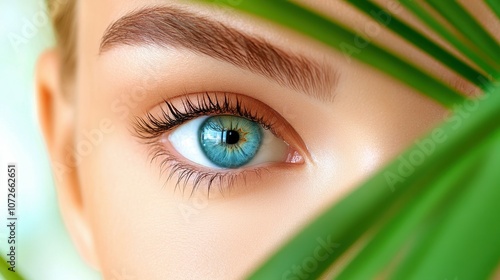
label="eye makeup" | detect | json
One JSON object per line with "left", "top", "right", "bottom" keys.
{"left": 132, "top": 92, "right": 307, "bottom": 196}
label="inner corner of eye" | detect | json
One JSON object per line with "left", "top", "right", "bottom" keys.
{"left": 165, "top": 115, "right": 302, "bottom": 169}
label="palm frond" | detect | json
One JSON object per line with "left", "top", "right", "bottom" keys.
{"left": 346, "top": 0, "right": 490, "bottom": 86}
{"left": 195, "top": 0, "right": 500, "bottom": 279}
{"left": 199, "top": 0, "right": 466, "bottom": 107}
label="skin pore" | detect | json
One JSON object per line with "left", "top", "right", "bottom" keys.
{"left": 37, "top": 0, "right": 493, "bottom": 279}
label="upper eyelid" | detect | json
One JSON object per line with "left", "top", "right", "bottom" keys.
{"left": 132, "top": 91, "right": 311, "bottom": 161}
{"left": 134, "top": 92, "right": 275, "bottom": 138}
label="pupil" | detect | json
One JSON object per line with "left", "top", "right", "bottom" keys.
{"left": 224, "top": 130, "right": 240, "bottom": 145}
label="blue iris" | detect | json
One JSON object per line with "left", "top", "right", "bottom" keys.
{"left": 199, "top": 115, "right": 263, "bottom": 168}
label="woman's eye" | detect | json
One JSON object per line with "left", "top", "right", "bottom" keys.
{"left": 133, "top": 92, "right": 307, "bottom": 191}
{"left": 167, "top": 115, "right": 289, "bottom": 169}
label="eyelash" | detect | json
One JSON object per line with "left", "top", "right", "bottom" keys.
{"left": 134, "top": 92, "right": 277, "bottom": 139}
{"left": 133, "top": 92, "right": 279, "bottom": 196}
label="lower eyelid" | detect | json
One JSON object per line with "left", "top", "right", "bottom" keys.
{"left": 149, "top": 143, "right": 304, "bottom": 197}
{"left": 148, "top": 133, "right": 307, "bottom": 197}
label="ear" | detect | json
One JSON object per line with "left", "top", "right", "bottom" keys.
{"left": 36, "top": 49, "right": 99, "bottom": 270}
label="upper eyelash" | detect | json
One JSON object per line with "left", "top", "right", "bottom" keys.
{"left": 133, "top": 92, "right": 276, "bottom": 142}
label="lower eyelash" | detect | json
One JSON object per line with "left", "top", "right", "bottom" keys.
{"left": 148, "top": 143, "right": 267, "bottom": 197}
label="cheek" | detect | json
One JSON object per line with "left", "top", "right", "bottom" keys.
{"left": 78, "top": 126, "right": 185, "bottom": 278}
{"left": 76, "top": 125, "right": 323, "bottom": 279}
{"left": 295, "top": 64, "right": 447, "bottom": 199}
{"left": 334, "top": 88, "right": 445, "bottom": 165}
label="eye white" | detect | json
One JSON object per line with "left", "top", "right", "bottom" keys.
{"left": 168, "top": 116, "right": 289, "bottom": 169}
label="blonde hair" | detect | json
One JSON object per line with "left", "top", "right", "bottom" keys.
{"left": 47, "top": 0, "right": 76, "bottom": 83}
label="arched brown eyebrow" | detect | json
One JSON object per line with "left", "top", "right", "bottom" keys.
{"left": 99, "top": 6, "right": 339, "bottom": 102}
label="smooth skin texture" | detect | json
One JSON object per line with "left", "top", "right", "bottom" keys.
{"left": 37, "top": 0, "right": 494, "bottom": 278}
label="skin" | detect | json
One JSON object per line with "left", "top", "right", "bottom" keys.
{"left": 37, "top": 0, "right": 493, "bottom": 279}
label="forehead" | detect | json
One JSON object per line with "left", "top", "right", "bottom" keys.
{"left": 78, "top": 0, "right": 499, "bottom": 54}
{"left": 78, "top": 0, "right": 341, "bottom": 56}
{"left": 77, "top": 0, "right": 497, "bottom": 96}
{"left": 76, "top": 0, "right": 403, "bottom": 80}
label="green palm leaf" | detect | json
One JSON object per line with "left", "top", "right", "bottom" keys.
{"left": 346, "top": 0, "right": 490, "bottom": 86}
{"left": 0, "top": 257, "right": 24, "bottom": 280}
{"left": 196, "top": 0, "right": 500, "bottom": 279}
{"left": 6, "top": 1, "right": 496, "bottom": 280}
{"left": 200, "top": 0, "right": 466, "bottom": 107}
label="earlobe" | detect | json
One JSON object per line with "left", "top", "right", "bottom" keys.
{"left": 36, "top": 49, "right": 99, "bottom": 270}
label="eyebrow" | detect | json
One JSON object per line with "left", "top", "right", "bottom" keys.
{"left": 100, "top": 6, "right": 338, "bottom": 102}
